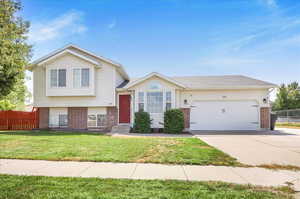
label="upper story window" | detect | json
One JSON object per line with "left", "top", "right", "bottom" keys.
{"left": 73, "top": 68, "right": 90, "bottom": 88}
{"left": 50, "top": 69, "right": 66, "bottom": 88}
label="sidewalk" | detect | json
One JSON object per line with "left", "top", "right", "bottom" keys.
{"left": 1, "top": 159, "right": 299, "bottom": 191}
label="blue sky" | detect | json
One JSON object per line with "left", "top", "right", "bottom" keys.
{"left": 22, "top": 0, "right": 300, "bottom": 97}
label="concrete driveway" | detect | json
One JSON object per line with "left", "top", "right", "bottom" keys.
{"left": 192, "top": 128, "right": 300, "bottom": 166}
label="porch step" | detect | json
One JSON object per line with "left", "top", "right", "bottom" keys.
{"left": 110, "top": 124, "right": 131, "bottom": 134}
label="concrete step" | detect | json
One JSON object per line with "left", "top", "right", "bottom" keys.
{"left": 111, "top": 125, "right": 131, "bottom": 134}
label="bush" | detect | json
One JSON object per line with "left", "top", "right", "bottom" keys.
{"left": 164, "top": 109, "right": 184, "bottom": 134}
{"left": 133, "top": 111, "right": 151, "bottom": 133}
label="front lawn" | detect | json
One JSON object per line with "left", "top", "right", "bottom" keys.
{"left": 0, "top": 130, "right": 238, "bottom": 166}
{"left": 0, "top": 175, "right": 293, "bottom": 199}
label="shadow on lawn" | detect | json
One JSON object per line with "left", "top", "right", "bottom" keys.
{"left": 0, "top": 130, "right": 105, "bottom": 136}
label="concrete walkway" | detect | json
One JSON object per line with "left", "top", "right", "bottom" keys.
{"left": 1, "top": 159, "right": 300, "bottom": 191}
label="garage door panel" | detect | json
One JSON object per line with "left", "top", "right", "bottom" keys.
{"left": 190, "top": 100, "right": 259, "bottom": 130}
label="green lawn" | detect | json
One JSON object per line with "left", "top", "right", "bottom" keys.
{"left": 0, "top": 130, "right": 238, "bottom": 166}
{"left": 0, "top": 175, "right": 293, "bottom": 199}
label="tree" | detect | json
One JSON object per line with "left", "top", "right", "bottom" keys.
{"left": 2, "top": 76, "right": 31, "bottom": 110}
{"left": 0, "top": 0, "right": 31, "bottom": 99}
{"left": 273, "top": 81, "right": 300, "bottom": 111}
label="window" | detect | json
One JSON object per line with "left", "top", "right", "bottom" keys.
{"left": 147, "top": 92, "right": 163, "bottom": 113}
{"left": 166, "top": 91, "right": 172, "bottom": 111}
{"left": 50, "top": 69, "right": 66, "bottom": 88}
{"left": 87, "top": 115, "right": 97, "bottom": 127}
{"left": 49, "top": 108, "right": 68, "bottom": 128}
{"left": 148, "top": 81, "right": 162, "bottom": 90}
{"left": 138, "top": 92, "right": 144, "bottom": 111}
{"left": 97, "top": 114, "right": 106, "bottom": 126}
{"left": 58, "top": 114, "right": 68, "bottom": 127}
{"left": 88, "top": 114, "right": 106, "bottom": 127}
{"left": 73, "top": 68, "right": 90, "bottom": 88}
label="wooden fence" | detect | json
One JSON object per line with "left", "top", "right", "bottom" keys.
{"left": 0, "top": 109, "right": 39, "bottom": 130}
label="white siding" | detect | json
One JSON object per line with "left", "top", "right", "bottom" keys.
{"left": 33, "top": 53, "right": 116, "bottom": 107}
{"left": 179, "top": 89, "right": 270, "bottom": 108}
{"left": 88, "top": 107, "right": 107, "bottom": 115}
{"left": 130, "top": 76, "right": 180, "bottom": 128}
{"left": 45, "top": 53, "right": 96, "bottom": 96}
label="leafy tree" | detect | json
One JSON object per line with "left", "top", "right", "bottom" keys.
{"left": 0, "top": 0, "right": 31, "bottom": 99}
{"left": 2, "top": 76, "right": 31, "bottom": 110}
{"left": 0, "top": 99, "right": 15, "bottom": 110}
{"left": 273, "top": 81, "right": 300, "bottom": 111}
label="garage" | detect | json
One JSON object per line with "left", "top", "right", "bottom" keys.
{"left": 190, "top": 100, "right": 259, "bottom": 130}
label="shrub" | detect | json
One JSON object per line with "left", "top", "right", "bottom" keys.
{"left": 164, "top": 109, "right": 184, "bottom": 134}
{"left": 133, "top": 111, "right": 151, "bottom": 133}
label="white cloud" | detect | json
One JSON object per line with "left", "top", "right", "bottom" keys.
{"left": 28, "top": 10, "right": 87, "bottom": 43}
{"left": 108, "top": 20, "right": 117, "bottom": 29}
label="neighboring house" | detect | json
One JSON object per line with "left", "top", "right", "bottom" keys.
{"left": 28, "top": 44, "right": 276, "bottom": 131}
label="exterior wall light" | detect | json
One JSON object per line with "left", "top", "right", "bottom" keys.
{"left": 184, "top": 99, "right": 188, "bottom": 105}
{"left": 263, "top": 98, "right": 267, "bottom": 104}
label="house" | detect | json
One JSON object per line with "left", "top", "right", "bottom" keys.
{"left": 28, "top": 44, "right": 277, "bottom": 131}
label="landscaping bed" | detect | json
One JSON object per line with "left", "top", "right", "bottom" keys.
{"left": 0, "top": 174, "right": 293, "bottom": 199}
{"left": 0, "top": 130, "right": 238, "bottom": 166}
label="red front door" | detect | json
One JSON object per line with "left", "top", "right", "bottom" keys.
{"left": 119, "top": 95, "right": 131, "bottom": 123}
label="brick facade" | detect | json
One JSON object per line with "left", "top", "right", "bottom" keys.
{"left": 260, "top": 107, "right": 270, "bottom": 129}
{"left": 181, "top": 108, "right": 190, "bottom": 129}
{"left": 106, "top": 107, "right": 118, "bottom": 131}
{"left": 38, "top": 107, "right": 49, "bottom": 129}
{"left": 68, "top": 107, "right": 87, "bottom": 129}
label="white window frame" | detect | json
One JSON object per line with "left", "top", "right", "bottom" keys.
{"left": 138, "top": 92, "right": 145, "bottom": 111}
{"left": 87, "top": 114, "right": 106, "bottom": 128}
{"left": 146, "top": 91, "right": 164, "bottom": 113}
{"left": 73, "top": 67, "right": 90, "bottom": 88}
{"left": 58, "top": 114, "right": 68, "bottom": 127}
{"left": 165, "top": 91, "right": 172, "bottom": 111}
{"left": 50, "top": 68, "right": 66, "bottom": 88}
{"left": 49, "top": 108, "right": 68, "bottom": 128}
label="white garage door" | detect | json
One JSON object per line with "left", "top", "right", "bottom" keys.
{"left": 190, "top": 100, "right": 259, "bottom": 130}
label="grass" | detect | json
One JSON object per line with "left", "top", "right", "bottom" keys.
{"left": 0, "top": 174, "right": 294, "bottom": 199}
{"left": 258, "top": 164, "right": 300, "bottom": 171}
{"left": 276, "top": 122, "right": 300, "bottom": 129}
{"left": 0, "top": 130, "right": 238, "bottom": 166}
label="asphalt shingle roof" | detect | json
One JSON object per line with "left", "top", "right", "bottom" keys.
{"left": 118, "top": 75, "right": 276, "bottom": 89}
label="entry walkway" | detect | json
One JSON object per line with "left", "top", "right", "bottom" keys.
{"left": 0, "top": 159, "right": 299, "bottom": 191}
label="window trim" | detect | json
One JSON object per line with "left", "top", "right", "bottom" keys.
{"left": 73, "top": 67, "right": 90, "bottom": 88}
{"left": 50, "top": 68, "right": 67, "bottom": 88}
{"left": 165, "top": 91, "right": 172, "bottom": 111}
{"left": 58, "top": 114, "right": 68, "bottom": 127}
{"left": 146, "top": 91, "right": 164, "bottom": 113}
{"left": 87, "top": 114, "right": 106, "bottom": 128}
{"left": 138, "top": 92, "right": 144, "bottom": 111}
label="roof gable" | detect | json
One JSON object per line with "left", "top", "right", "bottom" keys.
{"left": 28, "top": 44, "right": 129, "bottom": 80}
{"left": 124, "top": 72, "right": 186, "bottom": 89}
{"left": 35, "top": 49, "right": 101, "bottom": 67}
